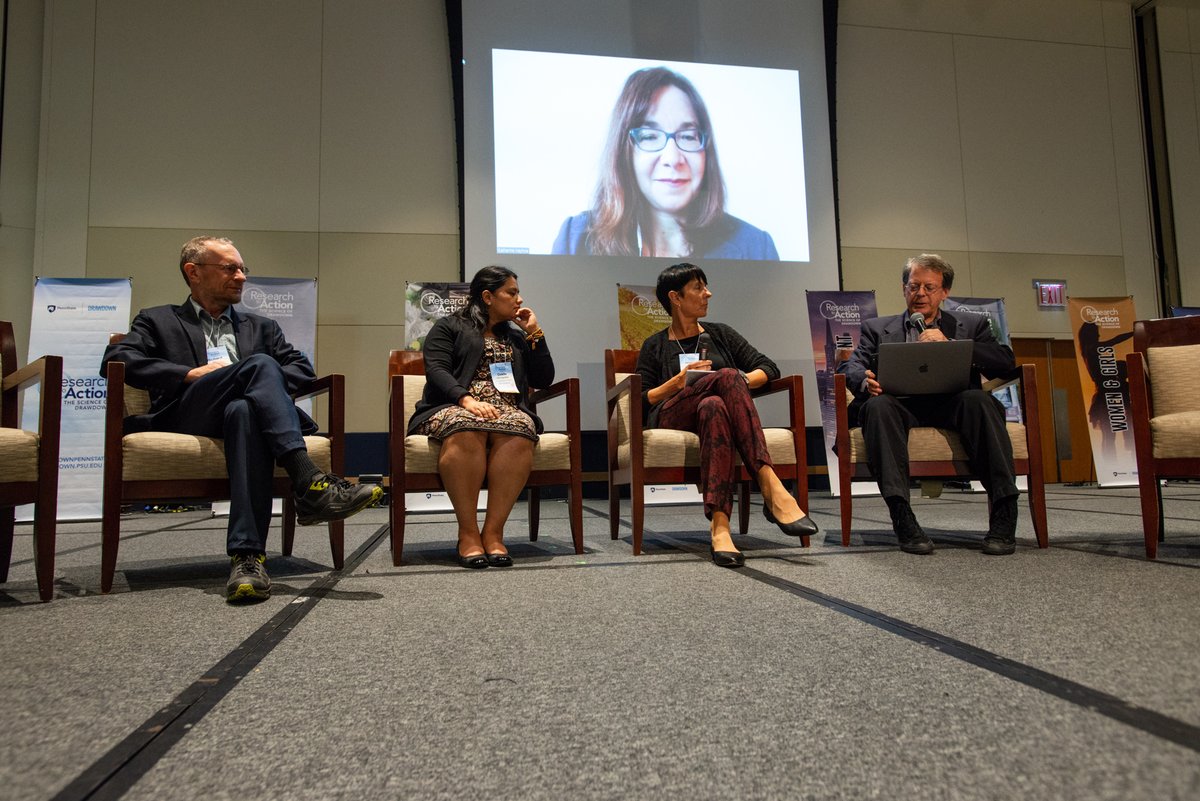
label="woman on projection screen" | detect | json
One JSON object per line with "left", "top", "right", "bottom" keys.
{"left": 551, "top": 66, "right": 779, "bottom": 261}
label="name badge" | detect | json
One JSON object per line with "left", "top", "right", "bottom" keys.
{"left": 678, "top": 353, "right": 700, "bottom": 372}
{"left": 489, "top": 362, "right": 519, "bottom": 393}
{"left": 206, "top": 345, "right": 231, "bottom": 363}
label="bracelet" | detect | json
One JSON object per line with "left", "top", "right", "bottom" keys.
{"left": 525, "top": 327, "right": 544, "bottom": 349}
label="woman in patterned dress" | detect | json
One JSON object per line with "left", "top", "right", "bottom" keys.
{"left": 409, "top": 266, "right": 554, "bottom": 568}
{"left": 636, "top": 262, "right": 817, "bottom": 568}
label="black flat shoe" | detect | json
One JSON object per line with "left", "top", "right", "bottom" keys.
{"left": 709, "top": 546, "right": 745, "bottom": 568}
{"left": 485, "top": 551, "right": 513, "bottom": 567}
{"left": 763, "top": 505, "right": 820, "bottom": 537}
{"left": 458, "top": 552, "right": 489, "bottom": 569}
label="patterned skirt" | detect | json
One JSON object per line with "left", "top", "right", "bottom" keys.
{"left": 418, "top": 337, "right": 537, "bottom": 442}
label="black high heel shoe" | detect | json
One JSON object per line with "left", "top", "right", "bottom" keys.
{"left": 763, "top": 504, "right": 820, "bottom": 537}
{"left": 709, "top": 545, "right": 745, "bottom": 568}
{"left": 485, "top": 551, "right": 513, "bottom": 567}
{"left": 458, "top": 551, "right": 489, "bottom": 569}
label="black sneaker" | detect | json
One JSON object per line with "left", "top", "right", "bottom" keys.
{"left": 887, "top": 498, "right": 934, "bottom": 555}
{"left": 295, "top": 473, "right": 383, "bottom": 526}
{"left": 982, "top": 495, "right": 1018, "bottom": 556}
{"left": 226, "top": 553, "right": 271, "bottom": 603}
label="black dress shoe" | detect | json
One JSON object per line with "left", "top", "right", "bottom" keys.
{"left": 981, "top": 535, "right": 1016, "bottom": 556}
{"left": 485, "top": 551, "right": 514, "bottom": 567}
{"left": 763, "top": 505, "right": 820, "bottom": 537}
{"left": 709, "top": 546, "right": 745, "bottom": 568}
{"left": 458, "top": 552, "right": 489, "bottom": 569}
{"left": 887, "top": 498, "right": 935, "bottom": 555}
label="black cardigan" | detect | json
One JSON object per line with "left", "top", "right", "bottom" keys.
{"left": 408, "top": 314, "right": 555, "bottom": 434}
{"left": 635, "top": 321, "right": 780, "bottom": 426}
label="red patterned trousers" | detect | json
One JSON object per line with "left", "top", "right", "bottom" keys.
{"left": 655, "top": 368, "right": 773, "bottom": 520}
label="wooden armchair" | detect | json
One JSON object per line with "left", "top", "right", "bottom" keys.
{"left": 387, "top": 350, "right": 584, "bottom": 564}
{"left": 1127, "top": 315, "right": 1200, "bottom": 558}
{"left": 832, "top": 367, "right": 1049, "bottom": 548}
{"left": 0, "top": 321, "right": 63, "bottom": 602}
{"left": 101, "top": 334, "right": 346, "bottom": 592}
{"left": 604, "top": 349, "right": 810, "bottom": 555}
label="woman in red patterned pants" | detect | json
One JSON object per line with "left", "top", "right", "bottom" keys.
{"left": 636, "top": 263, "right": 818, "bottom": 567}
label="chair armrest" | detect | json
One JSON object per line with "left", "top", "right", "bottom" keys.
{"left": 980, "top": 364, "right": 1025, "bottom": 393}
{"left": 1, "top": 355, "right": 59, "bottom": 393}
{"left": 292, "top": 374, "right": 337, "bottom": 402}
{"left": 1, "top": 355, "right": 63, "bottom": 435}
{"left": 530, "top": 377, "right": 573, "bottom": 407}
{"left": 605, "top": 373, "right": 639, "bottom": 404}
{"left": 293, "top": 374, "right": 345, "bottom": 471}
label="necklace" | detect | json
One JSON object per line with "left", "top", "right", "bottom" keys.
{"left": 669, "top": 324, "right": 702, "bottom": 354}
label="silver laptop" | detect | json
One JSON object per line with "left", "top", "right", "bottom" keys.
{"left": 876, "top": 340, "right": 974, "bottom": 396}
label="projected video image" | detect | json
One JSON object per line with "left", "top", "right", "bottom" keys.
{"left": 493, "top": 49, "right": 809, "bottom": 262}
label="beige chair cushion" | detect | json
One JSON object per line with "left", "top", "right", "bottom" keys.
{"left": 125, "top": 385, "right": 151, "bottom": 417}
{"left": 616, "top": 427, "right": 797, "bottom": 470}
{"left": 121, "top": 433, "right": 331, "bottom": 481}
{"left": 844, "top": 423, "right": 1028, "bottom": 463}
{"left": 610, "top": 373, "right": 798, "bottom": 469}
{"left": 1147, "top": 345, "right": 1200, "bottom": 417}
{"left": 1150, "top": 411, "right": 1200, "bottom": 459}
{"left": 0, "top": 427, "right": 39, "bottom": 478}
{"left": 404, "top": 432, "right": 571, "bottom": 475}
{"left": 398, "top": 372, "right": 572, "bottom": 475}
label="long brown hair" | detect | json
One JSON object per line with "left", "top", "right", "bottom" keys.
{"left": 587, "top": 67, "right": 727, "bottom": 256}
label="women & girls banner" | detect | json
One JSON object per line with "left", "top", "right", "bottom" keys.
{"left": 1068, "top": 296, "right": 1138, "bottom": 487}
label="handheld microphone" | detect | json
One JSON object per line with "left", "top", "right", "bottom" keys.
{"left": 696, "top": 332, "right": 713, "bottom": 361}
{"left": 908, "top": 312, "right": 927, "bottom": 334}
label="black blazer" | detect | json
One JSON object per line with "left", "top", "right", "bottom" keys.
{"left": 101, "top": 298, "right": 317, "bottom": 433}
{"left": 837, "top": 309, "right": 1015, "bottom": 420}
{"left": 408, "top": 314, "right": 555, "bottom": 434}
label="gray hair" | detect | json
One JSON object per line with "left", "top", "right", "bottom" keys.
{"left": 179, "top": 236, "right": 234, "bottom": 284}
{"left": 902, "top": 253, "right": 954, "bottom": 291}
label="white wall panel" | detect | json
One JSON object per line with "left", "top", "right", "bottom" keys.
{"left": 839, "top": 0, "right": 1105, "bottom": 46}
{"left": 88, "top": 0, "right": 323, "bottom": 231}
{"left": 319, "top": 0, "right": 458, "bottom": 234}
{"left": 955, "top": 36, "right": 1122, "bottom": 255}
{"left": 836, "top": 26, "right": 968, "bottom": 250}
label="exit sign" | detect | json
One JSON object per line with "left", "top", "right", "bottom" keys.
{"left": 1033, "top": 279, "right": 1066, "bottom": 308}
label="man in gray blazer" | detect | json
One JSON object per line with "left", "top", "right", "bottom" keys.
{"left": 838, "top": 254, "right": 1019, "bottom": 555}
{"left": 102, "top": 236, "right": 382, "bottom": 602}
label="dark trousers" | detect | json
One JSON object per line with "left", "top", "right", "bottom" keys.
{"left": 656, "top": 368, "right": 773, "bottom": 520}
{"left": 163, "top": 355, "right": 307, "bottom": 554}
{"left": 857, "top": 389, "right": 1018, "bottom": 503}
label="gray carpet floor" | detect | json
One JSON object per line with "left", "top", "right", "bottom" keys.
{"left": 2, "top": 484, "right": 1198, "bottom": 800}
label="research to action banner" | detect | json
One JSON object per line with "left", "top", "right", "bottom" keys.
{"left": 1068, "top": 296, "right": 1138, "bottom": 487}
{"left": 805, "top": 290, "right": 877, "bottom": 495}
{"left": 22, "top": 278, "right": 132, "bottom": 520}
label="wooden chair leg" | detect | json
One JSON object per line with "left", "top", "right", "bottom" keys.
{"left": 101, "top": 487, "right": 122, "bottom": 594}
{"left": 528, "top": 487, "right": 541, "bottom": 542}
{"left": 390, "top": 486, "right": 405, "bottom": 566}
{"left": 0, "top": 507, "right": 13, "bottom": 584}
{"left": 281, "top": 496, "right": 296, "bottom": 556}
{"left": 839, "top": 466, "right": 854, "bottom": 547}
{"left": 609, "top": 479, "right": 620, "bottom": 540}
{"left": 328, "top": 519, "right": 345, "bottom": 570}
{"left": 1138, "top": 471, "right": 1161, "bottom": 559}
{"left": 569, "top": 477, "right": 584, "bottom": 554}
{"left": 631, "top": 481, "right": 645, "bottom": 556}
{"left": 737, "top": 482, "right": 750, "bottom": 535}
{"left": 33, "top": 505, "right": 56, "bottom": 602}
{"left": 1028, "top": 476, "right": 1049, "bottom": 549}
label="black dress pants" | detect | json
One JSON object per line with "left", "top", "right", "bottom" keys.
{"left": 857, "top": 389, "right": 1018, "bottom": 503}
{"left": 161, "top": 355, "right": 308, "bottom": 554}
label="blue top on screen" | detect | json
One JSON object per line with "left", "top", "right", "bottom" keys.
{"left": 550, "top": 211, "right": 780, "bottom": 261}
